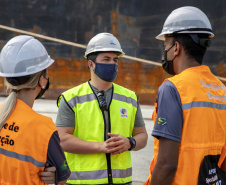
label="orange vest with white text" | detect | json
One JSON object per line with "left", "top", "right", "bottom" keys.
{"left": 144, "top": 65, "right": 226, "bottom": 185}
{"left": 0, "top": 99, "right": 57, "bottom": 185}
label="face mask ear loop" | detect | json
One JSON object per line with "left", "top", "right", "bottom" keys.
{"left": 166, "top": 43, "right": 175, "bottom": 52}
{"left": 164, "top": 43, "right": 175, "bottom": 62}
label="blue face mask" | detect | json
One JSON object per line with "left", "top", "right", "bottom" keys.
{"left": 94, "top": 63, "right": 118, "bottom": 82}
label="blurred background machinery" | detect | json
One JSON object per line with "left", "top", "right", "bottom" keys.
{"left": 0, "top": 0, "right": 225, "bottom": 105}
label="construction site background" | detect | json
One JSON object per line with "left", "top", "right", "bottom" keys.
{"left": 0, "top": 0, "right": 225, "bottom": 105}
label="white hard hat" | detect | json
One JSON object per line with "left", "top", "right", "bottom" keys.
{"left": 84, "top": 32, "right": 125, "bottom": 58}
{"left": 156, "top": 6, "right": 214, "bottom": 40}
{"left": 0, "top": 35, "right": 54, "bottom": 77}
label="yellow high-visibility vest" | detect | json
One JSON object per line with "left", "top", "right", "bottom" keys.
{"left": 58, "top": 81, "right": 137, "bottom": 184}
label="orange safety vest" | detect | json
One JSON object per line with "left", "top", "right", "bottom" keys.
{"left": 0, "top": 99, "right": 57, "bottom": 184}
{"left": 144, "top": 65, "right": 226, "bottom": 185}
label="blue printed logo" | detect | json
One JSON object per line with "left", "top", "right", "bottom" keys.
{"left": 120, "top": 108, "right": 128, "bottom": 118}
{"left": 110, "top": 39, "right": 116, "bottom": 45}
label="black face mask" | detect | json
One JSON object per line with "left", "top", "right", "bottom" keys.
{"left": 162, "top": 44, "right": 176, "bottom": 75}
{"left": 35, "top": 78, "right": 49, "bottom": 99}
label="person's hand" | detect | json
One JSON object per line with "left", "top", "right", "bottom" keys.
{"left": 97, "top": 140, "right": 109, "bottom": 153}
{"left": 39, "top": 163, "right": 56, "bottom": 184}
{"left": 105, "top": 133, "right": 131, "bottom": 155}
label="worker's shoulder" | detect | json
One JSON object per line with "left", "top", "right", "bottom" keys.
{"left": 157, "top": 80, "right": 178, "bottom": 96}
{"left": 159, "top": 80, "right": 176, "bottom": 89}
{"left": 22, "top": 109, "right": 56, "bottom": 131}
{"left": 113, "top": 83, "right": 136, "bottom": 95}
{"left": 33, "top": 111, "right": 54, "bottom": 124}
{"left": 62, "top": 81, "right": 90, "bottom": 95}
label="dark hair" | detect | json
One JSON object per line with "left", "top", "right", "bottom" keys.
{"left": 87, "top": 52, "right": 99, "bottom": 63}
{"left": 87, "top": 51, "right": 120, "bottom": 62}
{"left": 171, "top": 34, "right": 208, "bottom": 64}
{"left": 86, "top": 51, "right": 120, "bottom": 70}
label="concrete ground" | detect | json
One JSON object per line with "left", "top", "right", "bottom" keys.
{"left": 1, "top": 98, "right": 155, "bottom": 185}
{"left": 130, "top": 106, "right": 154, "bottom": 185}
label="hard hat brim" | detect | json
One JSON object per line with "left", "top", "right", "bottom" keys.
{"left": 156, "top": 31, "right": 214, "bottom": 41}
{"left": 0, "top": 57, "right": 55, "bottom": 77}
{"left": 84, "top": 48, "right": 125, "bottom": 58}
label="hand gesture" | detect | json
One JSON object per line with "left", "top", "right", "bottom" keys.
{"left": 39, "top": 163, "right": 56, "bottom": 184}
{"left": 105, "top": 133, "right": 131, "bottom": 155}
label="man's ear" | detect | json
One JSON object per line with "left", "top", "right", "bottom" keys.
{"left": 174, "top": 41, "right": 180, "bottom": 56}
{"left": 88, "top": 60, "right": 95, "bottom": 70}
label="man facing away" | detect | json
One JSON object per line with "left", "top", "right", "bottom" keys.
{"left": 144, "top": 6, "right": 226, "bottom": 185}
{"left": 56, "top": 32, "right": 148, "bottom": 185}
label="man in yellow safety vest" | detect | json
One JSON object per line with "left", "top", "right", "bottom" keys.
{"left": 56, "top": 32, "right": 148, "bottom": 185}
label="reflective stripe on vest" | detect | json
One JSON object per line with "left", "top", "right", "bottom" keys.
{"left": 68, "top": 168, "right": 132, "bottom": 180}
{"left": 59, "top": 82, "right": 137, "bottom": 184}
{"left": 182, "top": 101, "right": 226, "bottom": 110}
{"left": 68, "top": 93, "right": 96, "bottom": 108}
{"left": 0, "top": 148, "right": 45, "bottom": 167}
{"left": 67, "top": 93, "right": 138, "bottom": 109}
{"left": 113, "top": 93, "right": 137, "bottom": 108}
{"left": 144, "top": 65, "right": 226, "bottom": 185}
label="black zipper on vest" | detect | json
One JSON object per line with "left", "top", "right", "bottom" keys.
{"left": 88, "top": 81, "right": 113, "bottom": 185}
{"left": 106, "top": 85, "right": 114, "bottom": 185}
{"left": 103, "top": 109, "right": 113, "bottom": 185}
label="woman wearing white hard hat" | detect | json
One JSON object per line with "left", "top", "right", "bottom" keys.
{"left": 0, "top": 35, "right": 70, "bottom": 184}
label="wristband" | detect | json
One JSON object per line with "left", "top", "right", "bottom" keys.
{"left": 127, "top": 137, "right": 136, "bottom": 151}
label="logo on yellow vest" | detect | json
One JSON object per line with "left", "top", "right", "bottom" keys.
{"left": 157, "top": 118, "right": 166, "bottom": 125}
{"left": 120, "top": 108, "right": 128, "bottom": 118}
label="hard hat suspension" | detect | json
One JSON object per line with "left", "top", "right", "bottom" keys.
{"left": 189, "top": 34, "right": 211, "bottom": 48}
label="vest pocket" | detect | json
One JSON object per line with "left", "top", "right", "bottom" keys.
{"left": 198, "top": 155, "right": 226, "bottom": 185}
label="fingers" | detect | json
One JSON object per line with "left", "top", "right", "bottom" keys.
{"left": 105, "top": 133, "right": 131, "bottom": 155}
{"left": 106, "top": 137, "right": 121, "bottom": 145}
{"left": 106, "top": 133, "right": 121, "bottom": 143}
{"left": 44, "top": 166, "right": 56, "bottom": 172}
{"left": 39, "top": 174, "right": 55, "bottom": 184}
{"left": 39, "top": 165, "right": 56, "bottom": 184}
{"left": 40, "top": 175, "right": 54, "bottom": 181}
{"left": 108, "top": 145, "right": 124, "bottom": 155}
{"left": 105, "top": 135, "right": 127, "bottom": 154}
{"left": 39, "top": 171, "right": 54, "bottom": 177}
{"left": 39, "top": 171, "right": 55, "bottom": 184}
{"left": 106, "top": 137, "right": 123, "bottom": 148}
{"left": 108, "top": 133, "right": 119, "bottom": 137}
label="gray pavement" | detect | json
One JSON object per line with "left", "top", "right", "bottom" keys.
{"left": 0, "top": 97, "right": 155, "bottom": 185}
